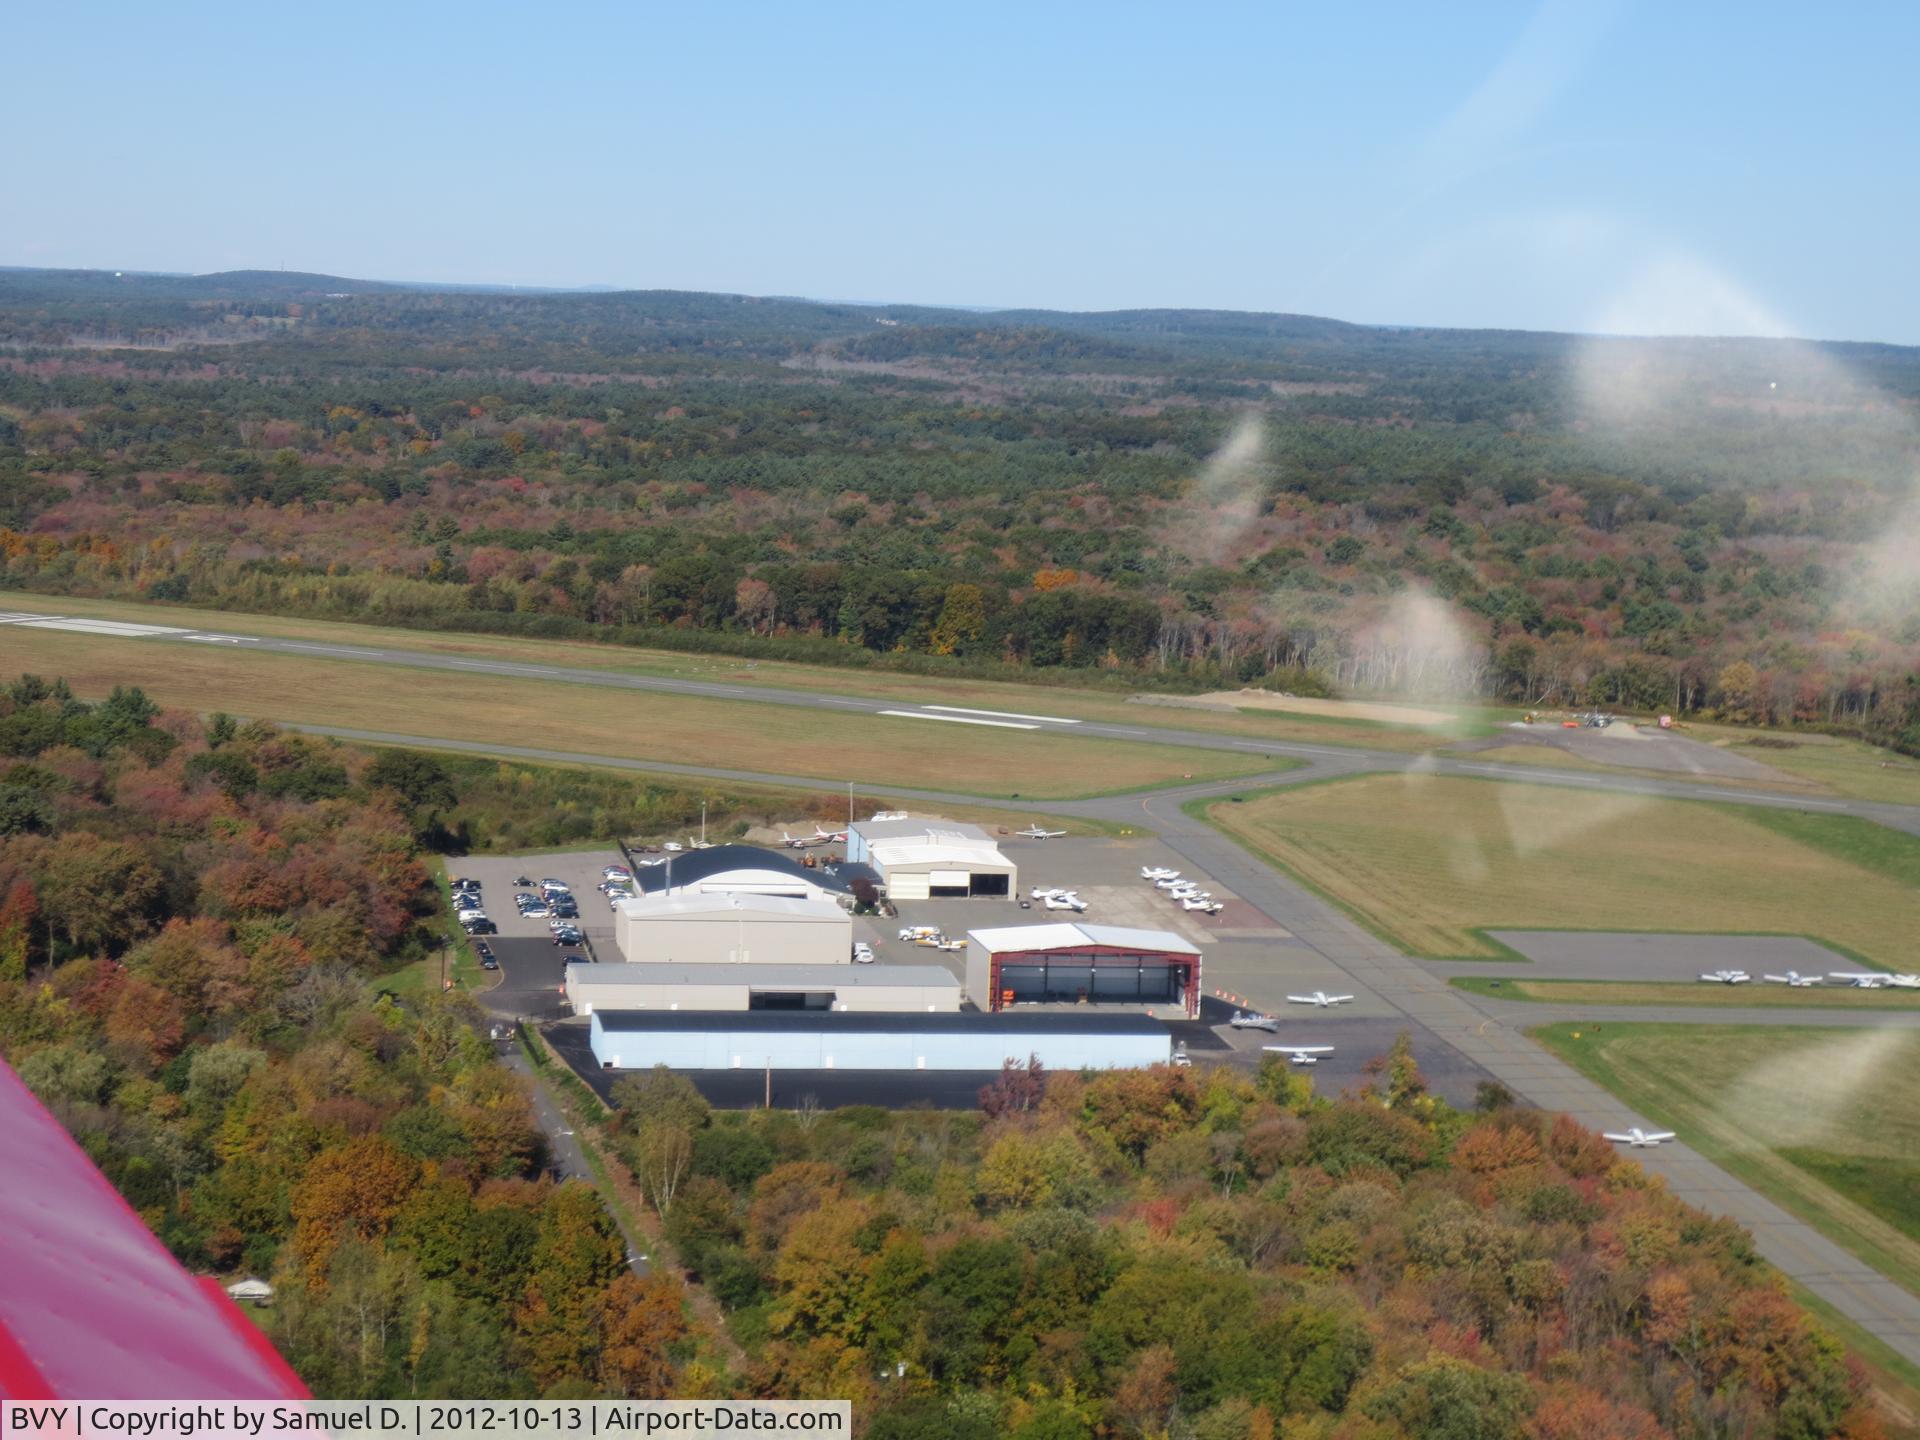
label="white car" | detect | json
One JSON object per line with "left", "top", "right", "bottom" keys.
{"left": 522, "top": 905, "right": 551, "bottom": 919}
{"left": 852, "top": 943, "right": 875, "bottom": 964}
{"left": 602, "top": 866, "right": 631, "bottom": 880}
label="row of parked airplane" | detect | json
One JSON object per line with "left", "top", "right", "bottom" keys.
{"left": 1139, "top": 866, "right": 1223, "bottom": 914}
{"left": 1699, "top": 969, "right": 1920, "bottom": 989}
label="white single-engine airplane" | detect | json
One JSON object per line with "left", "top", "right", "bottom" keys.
{"left": 814, "top": 826, "right": 848, "bottom": 843}
{"left": 1141, "top": 867, "right": 1179, "bottom": 881}
{"left": 1603, "top": 1127, "right": 1676, "bottom": 1148}
{"left": 1043, "top": 892, "right": 1088, "bottom": 912}
{"left": 1698, "top": 970, "right": 1750, "bottom": 985}
{"left": 1763, "top": 971, "right": 1822, "bottom": 987}
{"left": 780, "top": 830, "right": 831, "bottom": 849}
{"left": 1263, "top": 1043, "right": 1335, "bottom": 1067}
{"left": 1287, "top": 991, "right": 1355, "bottom": 1008}
{"left": 1182, "top": 897, "right": 1223, "bottom": 914}
{"left": 1030, "top": 886, "right": 1070, "bottom": 899}
{"left": 1016, "top": 825, "right": 1066, "bottom": 840}
{"left": 1830, "top": 972, "right": 1920, "bottom": 989}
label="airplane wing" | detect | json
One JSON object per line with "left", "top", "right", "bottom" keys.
{"left": 1602, "top": 1133, "right": 1634, "bottom": 1142}
{"left": 0, "top": 1058, "right": 310, "bottom": 1399}
{"left": 1285, "top": 996, "right": 1316, "bottom": 1004}
{"left": 1645, "top": 1132, "right": 1676, "bottom": 1142}
{"left": 1329, "top": 995, "right": 1354, "bottom": 1003}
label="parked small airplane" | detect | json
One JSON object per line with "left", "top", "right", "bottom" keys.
{"left": 1287, "top": 991, "right": 1355, "bottom": 1008}
{"left": 1030, "top": 886, "right": 1069, "bottom": 899}
{"left": 1141, "top": 867, "right": 1180, "bottom": 881}
{"left": 1016, "top": 825, "right": 1067, "bottom": 839}
{"left": 1043, "top": 892, "right": 1088, "bottom": 912}
{"left": 814, "top": 826, "right": 848, "bottom": 843}
{"left": 781, "top": 831, "right": 830, "bottom": 848}
{"left": 1263, "top": 1044, "right": 1335, "bottom": 1067}
{"left": 1181, "top": 897, "right": 1223, "bottom": 913}
{"left": 1763, "top": 971, "right": 1822, "bottom": 987}
{"left": 1155, "top": 876, "right": 1192, "bottom": 890}
{"left": 1698, "top": 970, "right": 1751, "bottom": 984}
{"left": 1829, "top": 972, "right": 1920, "bottom": 989}
{"left": 1603, "top": 1128, "right": 1676, "bottom": 1148}
{"left": 1227, "top": 1011, "right": 1279, "bottom": 1031}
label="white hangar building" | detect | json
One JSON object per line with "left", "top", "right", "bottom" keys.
{"left": 614, "top": 892, "right": 851, "bottom": 967}
{"left": 587, "top": 1009, "right": 1170, "bottom": 1073}
{"left": 565, "top": 961, "right": 961, "bottom": 1016}
{"left": 847, "top": 816, "right": 1016, "bottom": 900}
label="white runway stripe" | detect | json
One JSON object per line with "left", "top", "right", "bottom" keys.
{"left": 921, "top": 704, "right": 1078, "bottom": 725}
{"left": 876, "top": 709, "right": 1039, "bottom": 730}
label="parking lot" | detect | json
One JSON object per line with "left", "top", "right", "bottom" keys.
{"left": 446, "top": 848, "right": 633, "bottom": 1020}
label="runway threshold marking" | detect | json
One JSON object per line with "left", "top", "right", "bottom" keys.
{"left": 876, "top": 709, "right": 1040, "bottom": 731}
{"left": 921, "top": 705, "right": 1078, "bottom": 725}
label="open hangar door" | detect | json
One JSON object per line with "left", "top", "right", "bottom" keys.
{"left": 968, "top": 872, "right": 1009, "bottom": 897}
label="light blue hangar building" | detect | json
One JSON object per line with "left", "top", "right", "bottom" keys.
{"left": 587, "top": 1009, "right": 1171, "bottom": 1072}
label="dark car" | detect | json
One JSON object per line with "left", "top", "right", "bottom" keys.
{"left": 552, "top": 928, "right": 584, "bottom": 946}
{"left": 550, "top": 902, "right": 580, "bottom": 919}
{"left": 513, "top": 892, "right": 540, "bottom": 908}
{"left": 473, "top": 942, "right": 494, "bottom": 960}
{"left": 463, "top": 919, "right": 498, "bottom": 935}
{"left": 481, "top": 959, "right": 499, "bottom": 971}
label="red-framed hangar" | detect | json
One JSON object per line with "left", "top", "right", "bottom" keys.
{"left": 964, "top": 922, "right": 1202, "bottom": 1016}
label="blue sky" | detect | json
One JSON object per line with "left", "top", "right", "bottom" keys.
{"left": 4, "top": 0, "right": 1914, "bottom": 340}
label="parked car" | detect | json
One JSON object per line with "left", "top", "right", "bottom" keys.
{"left": 852, "top": 942, "right": 875, "bottom": 964}
{"left": 462, "top": 919, "right": 497, "bottom": 935}
{"left": 540, "top": 878, "right": 570, "bottom": 894}
{"left": 481, "top": 958, "right": 500, "bottom": 971}
{"left": 553, "top": 928, "right": 584, "bottom": 946}
{"left": 474, "top": 942, "right": 494, "bottom": 960}
{"left": 522, "top": 905, "right": 552, "bottom": 920}
{"left": 513, "top": 875, "right": 533, "bottom": 886}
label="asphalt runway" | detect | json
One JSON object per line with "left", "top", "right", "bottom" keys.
{"left": 19, "top": 602, "right": 1920, "bottom": 833}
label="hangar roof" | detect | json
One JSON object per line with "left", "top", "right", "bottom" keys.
{"left": 616, "top": 892, "right": 847, "bottom": 922}
{"left": 966, "top": 922, "right": 1202, "bottom": 957}
{"left": 855, "top": 815, "right": 995, "bottom": 844}
{"left": 568, "top": 962, "right": 957, "bottom": 988}
{"left": 631, "top": 844, "right": 853, "bottom": 895}
{"left": 591, "top": 1009, "right": 1168, "bottom": 1036}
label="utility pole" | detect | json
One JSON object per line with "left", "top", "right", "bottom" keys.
{"left": 847, "top": 780, "right": 854, "bottom": 838}
{"left": 764, "top": 1057, "right": 772, "bottom": 1109}
{"left": 700, "top": 800, "right": 708, "bottom": 846}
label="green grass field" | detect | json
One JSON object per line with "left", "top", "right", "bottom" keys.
{"left": 1451, "top": 976, "right": 1920, "bottom": 1010}
{"left": 0, "top": 624, "right": 1283, "bottom": 800}
{"left": 1533, "top": 1023, "right": 1920, "bottom": 1302}
{"left": 1203, "top": 773, "right": 1920, "bottom": 965}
